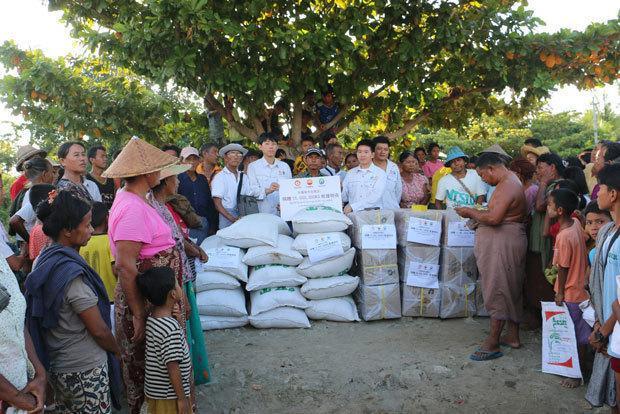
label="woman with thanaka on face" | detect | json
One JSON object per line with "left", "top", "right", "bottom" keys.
{"left": 421, "top": 142, "right": 443, "bottom": 179}
{"left": 342, "top": 139, "right": 387, "bottom": 214}
{"left": 56, "top": 141, "right": 102, "bottom": 202}
{"left": 399, "top": 150, "right": 430, "bottom": 208}
{"left": 455, "top": 152, "right": 528, "bottom": 361}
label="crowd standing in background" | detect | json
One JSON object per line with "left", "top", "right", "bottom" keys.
{"left": 1, "top": 103, "right": 620, "bottom": 413}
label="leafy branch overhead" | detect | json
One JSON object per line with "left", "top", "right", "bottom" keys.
{"left": 0, "top": 41, "right": 208, "bottom": 150}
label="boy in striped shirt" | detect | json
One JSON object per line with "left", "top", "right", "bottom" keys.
{"left": 137, "top": 267, "right": 192, "bottom": 413}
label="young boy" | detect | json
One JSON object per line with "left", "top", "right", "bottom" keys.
{"left": 583, "top": 201, "right": 613, "bottom": 263}
{"left": 79, "top": 202, "right": 117, "bottom": 302}
{"left": 548, "top": 188, "right": 591, "bottom": 388}
{"left": 137, "top": 266, "right": 191, "bottom": 414}
{"left": 292, "top": 135, "right": 316, "bottom": 176}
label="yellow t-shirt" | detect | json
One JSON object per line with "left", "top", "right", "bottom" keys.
{"left": 430, "top": 166, "right": 452, "bottom": 204}
{"left": 80, "top": 234, "right": 117, "bottom": 301}
{"left": 293, "top": 156, "right": 307, "bottom": 176}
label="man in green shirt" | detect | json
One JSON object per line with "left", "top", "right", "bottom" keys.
{"left": 296, "top": 148, "right": 327, "bottom": 178}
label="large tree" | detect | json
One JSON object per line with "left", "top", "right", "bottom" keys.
{"left": 0, "top": 41, "right": 209, "bottom": 151}
{"left": 42, "top": 1, "right": 620, "bottom": 144}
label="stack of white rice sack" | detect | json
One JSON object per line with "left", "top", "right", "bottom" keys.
{"left": 291, "top": 206, "right": 360, "bottom": 322}
{"left": 349, "top": 210, "right": 401, "bottom": 321}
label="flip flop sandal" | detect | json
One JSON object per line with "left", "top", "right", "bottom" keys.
{"left": 470, "top": 348, "right": 503, "bottom": 361}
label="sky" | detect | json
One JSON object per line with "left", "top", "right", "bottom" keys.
{"left": 0, "top": 0, "right": 618, "bottom": 143}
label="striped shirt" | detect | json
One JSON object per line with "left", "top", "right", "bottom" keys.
{"left": 144, "top": 316, "right": 192, "bottom": 400}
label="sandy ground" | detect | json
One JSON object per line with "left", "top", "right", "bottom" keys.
{"left": 195, "top": 317, "right": 608, "bottom": 414}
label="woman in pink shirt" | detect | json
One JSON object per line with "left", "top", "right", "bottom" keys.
{"left": 421, "top": 142, "right": 444, "bottom": 179}
{"left": 103, "top": 137, "right": 181, "bottom": 414}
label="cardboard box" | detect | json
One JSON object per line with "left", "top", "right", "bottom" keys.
{"left": 397, "top": 245, "right": 441, "bottom": 282}
{"left": 394, "top": 209, "right": 444, "bottom": 247}
{"left": 355, "top": 249, "right": 399, "bottom": 286}
{"left": 439, "top": 282, "right": 476, "bottom": 319}
{"left": 401, "top": 283, "right": 440, "bottom": 318}
{"left": 355, "top": 282, "right": 401, "bottom": 321}
{"left": 348, "top": 209, "right": 395, "bottom": 248}
{"left": 439, "top": 247, "right": 478, "bottom": 285}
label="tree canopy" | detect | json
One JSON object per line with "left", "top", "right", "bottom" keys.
{"left": 48, "top": 0, "right": 618, "bottom": 144}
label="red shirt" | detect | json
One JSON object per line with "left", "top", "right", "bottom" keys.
{"left": 29, "top": 223, "right": 50, "bottom": 261}
{"left": 10, "top": 174, "right": 28, "bottom": 201}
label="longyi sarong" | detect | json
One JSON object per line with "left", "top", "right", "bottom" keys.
{"left": 474, "top": 222, "right": 527, "bottom": 323}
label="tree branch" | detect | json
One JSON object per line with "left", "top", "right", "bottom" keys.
{"left": 203, "top": 92, "right": 258, "bottom": 140}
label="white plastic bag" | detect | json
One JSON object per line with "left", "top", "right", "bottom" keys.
{"left": 195, "top": 271, "right": 241, "bottom": 292}
{"left": 249, "top": 307, "right": 311, "bottom": 329}
{"left": 297, "top": 247, "right": 355, "bottom": 279}
{"left": 200, "top": 315, "right": 248, "bottom": 330}
{"left": 300, "top": 275, "right": 359, "bottom": 300}
{"left": 292, "top": 206, "right": 352, "bottom": 234}
{"left": 305, "top": 296, "right": 360, "bottom": 322}
{"left": 243, "top": 234, "right": 303, "bottom": 266}
{"left": 292, "top": 232, "right": 351, "bottom": 256}
{"left": 196, "top": 289, "right": 248, "bottom": 317}
{"left": 246, "top": 264, "right": 307, "bottom": 292}
{"left": 216, "top": 213, "right": 291, "bottom": 248}
{"left": 250, "top": 286, "right": 309, "bottom": 316}
{"left": 199, "top": 236, "right": 248, "bottom": 282}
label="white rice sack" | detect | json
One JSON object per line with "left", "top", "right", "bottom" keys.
{"left": 199, "top": 236, "right": 248, "bottom": 282}
{"left": 292, "top": 232, "right": 351, "bottom": 256}
{"left": 250, "top": 287, "right": 309, "bottom": 316}
{"left": 297, "top": 247, "right": 355, "bottom": 279}
{"left": 305, "top": 296, "right": 360, "bottom": 322}
{"left": 200, "top": 315, "right": 248, "bottom": 330}
{"left": 243, "top": 235, "right": 303, "bottom": 266}
{"left": 196, "top": 289, "right": 248, "bottom": 317}
{"left": 249, "top": 307, "right": 311, "bottom": 329}
{"left": 300, "top": 275, "right": 360, "bottom": 300}
{"left": 246, "top": 265, "right": 307, "bottom": 291}
{"left": 216, "top": 213, "right": 290, "bottom": 248}
{"left": 292, "top": 206, "right": 352, "bottom": 234}
{"left": 195, "top": 271, "right": 241, "bottom": 293}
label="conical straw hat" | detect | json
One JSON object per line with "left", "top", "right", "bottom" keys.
{"left": 102, "top": 136, "right": 179, "bottom": 178}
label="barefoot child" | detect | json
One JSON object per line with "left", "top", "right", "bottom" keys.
{"left": 137, "top": 267, "right": 191, "bottom": 414}
{"left": 548, "top": 188, "right": 592, "bottom": 387}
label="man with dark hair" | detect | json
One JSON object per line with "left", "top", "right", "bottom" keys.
{"left": 422, "top": 142, "right": 443, "bottom": 179}
{"left": 87, "top": 145, "right": 116, "bottom": 210}
{"left": 373, "top": 136, "right": 402, "bottom": 210}
{"left": 161, "top": 144, "right": 181, "bottom": 157}
{"left": 315, "top": 86, "right": 339, "bottom": 132}
{"left": 196, "top": 143, "right": 222, "bottom": 185}
{"left": 524, "top": 138, "right": 543, "bottom": 148}
{"left": 342, "top": 139, "right": 386, "bottom": 213}
{"left": 293, "top": 135, "right": 316, "bottom": 176}
{"left": 319, "top": 130, "right": 338, "bottom": 148}
{"left": 296, "top": 148, "right": 326, "bottom": 178}
{"left": 455, "top": 151, "right": 528, "bottom": 361}
{"left": 245, "top": 132, "right": 292, "bottom": 215}
{"left": 321, "top": 143, "right": 346, "bottom": 181}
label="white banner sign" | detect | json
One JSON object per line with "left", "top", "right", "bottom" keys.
{"left": 406, "top": 262, "right": 440, "bottom": 289}
{"left": 541, "top": 302, "right": 582, "bottom": 379}
{"left": 279, "top": 176, "right": 342, "bottom": 220}
{"left": 202, "top": 246, "right": 240, "bottom": 269}
{"left": 361, "top": 224, "right": 397, "bottom": 250}
{"left": 446, "top": 221, "right": 476, "bottom": 247}
{"left": 307, "top": 234, "right": 344, "bottom": 264}
{"left": 406, "top": 217, "right": 442, "bottom": 246}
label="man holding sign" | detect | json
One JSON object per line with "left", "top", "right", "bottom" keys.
{"left": 455, "top": 152, "right": 527, "bottom": 361}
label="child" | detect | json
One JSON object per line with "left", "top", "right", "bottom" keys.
{"left": 548, "top": 188, "right": 591, "bottom": 388}
{"left": 137, "top": 266, "right": 191, "bottom": 414}
{"left": 79, "top": 202, "right": 117, "bottom": 302}
{"left": 583, "top": 201, "right": 613, "bottom": 264}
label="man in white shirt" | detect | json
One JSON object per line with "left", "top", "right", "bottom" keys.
{"left": 320, "top": 143, "right": 347, "bottom": 181}
{"left": 435, "top": 146, "right": 486, "bottom": 209}
{"left": 342, "top": 139, "right": 387, "bottom": 213}
{"left": 373, "top": 136, "right": 402, "bottom": 210}
{"left": 245, "top": 132, "right": 292, "bottom": 215}
{"left": 211, "top": 143, "right": 249, "bottom": 228}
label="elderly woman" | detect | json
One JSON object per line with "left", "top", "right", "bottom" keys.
{"left": 103, "top": 137, "right": 187, "bottom": 414}
{"left": 0, "top": 248, "right": 47, "bottom": 413}
{"left": 25, "top": 190, "right": 121, "bottom": 413}
{"left": 509, "top": 156, "right": 539, "bottom": 215}
{"left": 399, "top": 150, "right": 429, "bottom": 208}
{"left": 149, "top": 163, "right": 211, "bottom": 385}
{"left": 57, "top": 141, "right": 102, "bottom": 202}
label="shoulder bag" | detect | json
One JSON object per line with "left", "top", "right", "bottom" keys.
{"left": 236, "top": 172, "right": 259, "bottom": 216}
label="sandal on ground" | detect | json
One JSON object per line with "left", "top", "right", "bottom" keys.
{"left": 469, "top": 348, "right": 503, "bottom": 361}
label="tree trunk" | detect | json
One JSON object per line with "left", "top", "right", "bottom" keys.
{"left": 290, "top": 100, "right": 302, "bottom": 147}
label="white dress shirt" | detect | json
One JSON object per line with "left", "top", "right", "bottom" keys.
{"left": 212, "top": 166, "right": 251, "bottom": 209}
{"left": 376, "top": 159, "right": 402, "bottom": 210}
{"left": 245, "top": 157, "right": 292, "bottom": 215}
{"left": 320, "top": 164, "right": 347, "bottom": 182}
{"left": 342, "top": 163, "right": 387, "bottom": 211}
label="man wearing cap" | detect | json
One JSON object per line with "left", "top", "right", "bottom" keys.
{"left": 177, "top": 146, "right": 219, "bottom": 242}
{"left": 10, "top": 145, "right": 47, "bottom": 201}
{"left": 296, "top": 148, "right": 327, "bottom": 178}
{"left": 373, "top": 136, "right": 402, "bottom": 210}
{"left": 196, "top": 143, "right": 222, "bottom": 186}
{"left": 246, "top": 132, "right": 292, "bottom": 215}
{"left": 211, "top": 143, "right": 249, "bottom": 228}
{"left": 435, "top": 146, "right": 486, "bottom": 209}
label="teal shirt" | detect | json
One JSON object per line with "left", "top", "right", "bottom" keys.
{"left": 602, "top": 234, "right": 620, "bottom": 325}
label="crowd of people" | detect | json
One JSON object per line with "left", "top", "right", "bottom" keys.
{"left": 0, "top": 130, "right": 619, "bottom": 413}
